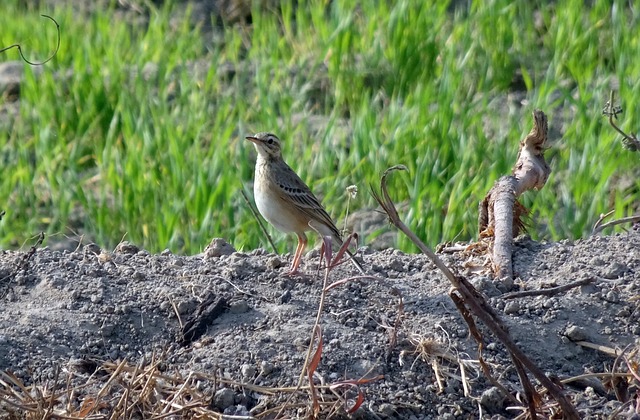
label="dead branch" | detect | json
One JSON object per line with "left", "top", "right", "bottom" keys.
{"left": 371, "top": 165, "right": 579, "bottom": 419}
{"left": 501, "top": 277, "right": 595, "bottom": 300}
{"left": 593, "top": 214, "right": 640, "bottom": 235}
{"left": 479, "top": 110, "right": 551, "bottom": 281}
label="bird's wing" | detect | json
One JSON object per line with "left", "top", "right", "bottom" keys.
{"left": 274, "top": 162, "right": 343, "bottom": 241}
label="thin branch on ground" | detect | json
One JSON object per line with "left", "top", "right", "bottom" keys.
{"left": 501, "top": 277, "right": 596, "bottom": 300}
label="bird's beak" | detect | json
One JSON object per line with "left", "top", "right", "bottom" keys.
{"left": 245, "top": 136, "right": 260, "bottom": 144}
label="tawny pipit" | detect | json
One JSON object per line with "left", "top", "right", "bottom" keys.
{"left": 246, "top": 132, "right": 364, "bottom": 275}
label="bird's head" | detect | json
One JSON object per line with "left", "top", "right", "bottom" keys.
{"left": 245, "top": 132, "right": 282, "bottom": 160}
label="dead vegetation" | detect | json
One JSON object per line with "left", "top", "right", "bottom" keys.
{"left": 478, "top": 110, "right": 551, "bottom": 282}
{"left": 371, "top": 162, "right": 579, "bottom": 417}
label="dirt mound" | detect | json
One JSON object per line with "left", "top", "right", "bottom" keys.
{"left": 0, "top": 230, "right": 639, "bottom": 418}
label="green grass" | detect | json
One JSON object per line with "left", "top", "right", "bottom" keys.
{"left": 0, "top": 0, "right": 638, "bottom": 254}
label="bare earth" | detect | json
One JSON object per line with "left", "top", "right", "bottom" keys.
{"left": 0, "top": 229, "right": 639, "bottom": 419}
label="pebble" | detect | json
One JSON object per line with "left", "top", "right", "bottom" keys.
{"left": 114, "top": 241, "right": 140, "bottom": 254}
{"left": 470, "top": 276, "right": 501, "bottom": 297}
{"left": 266, "top": 256, "right": 283, "bottom": 270}
{"left": 260, "top": 361, "right": 274, "bottom": 376}
{"left": 240, "top": 363, "right": 256, "bottom": 379}
{"left": 176, "top": 300, "right": 195, "bottom": 315}
{"left": 229, "top": 300, "right": 249, "bottom": 314}
{"left": 388, "top": 258, "right": 404, "bottom": 272}
{"left": 480, "top": 386, "right": 505, "bottom": 411}
{"left": 378, "top": 403, "right": 396, "bottom": 417}
{"left": 504, "top": 301, "right": 520, "bottom": 315}
{"left": 603, "top": 262, "right": 627, "bottom": 279}
{"left": 279, "top": 290, "right": 291, "bottom": 304}
{"left": 565, "top": 325, "right": 587, "bottom": 341}
{"left": 203, "top": 238, "right": 236, "bottom": 259}
{"left": 604, "top": 291, "right": 620, "bottom": 303}
{"left": 213, "top": 388, "right": 235, "bottom": 410}
{"left": 224, "top": 405, "right": 250, "bottom": 415}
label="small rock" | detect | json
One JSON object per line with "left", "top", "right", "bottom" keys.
{"left": 260, "top": 361, "right": 274, "bottom": 376}
{"left": 241, "top": 363, "right": 256, "bottom": 379}
{"left": 100, "top": 323, "right": 115, "bottom": 336}
{"left": 604, "top": 291, "right": 620, "bottom": 303}
{"left": 229, "top": 300, "right": 249, "bottom": 314}
{"left": 279, "top": 290, "right": 291, "bottom": 304}
{"left": 504, "top": 301, "right": 520, "bottom": 315}
{"left": 14, "top": 273, "right": 28, "bottom": 285}
{"left": 617, "top": 308, "right": 630, "bottom": 317}
{"left": 114, "top": 241, "right": 139, "bottom": 254}
{"left": 565, "top": 325, "right": 587, "bottom": 341}
{"left": 603, "top": 262, "right": 627, "bottom": 279}
{"left": 388, "top": 258, "right": 404, "bottom": 272}
{"left": 480, "top": 386, "right": 505, "bottom": 412}
{"left": 176, "top": 299, "right": 196, "bottom": 315}
{"left": 542, "top": 298, "right": 556, "bottom": 309}
{"left": 90, "top": 294, "right": 103, "bottom": 304}
{"left": 266, "top": 256, "right": 284, "bottom": 270}
{"left": 213, "top": 387, "right": 235, "bottom": 410}
{"left": 470, "top": 276, "right": 501, "bottom": 297}
{"left": 83, "top": 243, "right": 102, "bottom": 257}
{"left": 224, "top": 405, "right": 250, "bottom": 416}
{"left": 203, "top": 238, "right": 236, "bottom": 259}
{"left": 378, "top": 403, "right": 397, "bottom": 417}
{"left": 497, "top": 275, "right": 514, "bottom": 291}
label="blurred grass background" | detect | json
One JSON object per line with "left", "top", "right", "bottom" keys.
{"left": 0, "top": 0, "right": 638, "bottom": 254}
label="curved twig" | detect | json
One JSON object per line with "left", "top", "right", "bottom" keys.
{"left": 0, "top": 15, "right": 60, "bottom": 65}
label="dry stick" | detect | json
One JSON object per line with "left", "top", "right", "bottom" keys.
{"left": 593, "top": 215, "right": 640, "bottom": 235}
{"left": 501, "top": 277, "right": 595, "bottom": 300}
{"left": 371, "top": 166, "right": 579, "bottom": 419}
{"left": 592, "top": 209, "right": 616, "bottom": 233}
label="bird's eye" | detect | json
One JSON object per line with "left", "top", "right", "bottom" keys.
{"left": 267, "top": 137, "right": 275, "bottom": 145}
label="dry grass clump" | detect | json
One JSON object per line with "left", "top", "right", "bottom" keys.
{"left": 0, "top": 349, "right": 382, "bottom": 419}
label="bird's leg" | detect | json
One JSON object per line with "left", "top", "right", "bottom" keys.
{"left": 287, "top": 233, "right": 308, "bottom": 275}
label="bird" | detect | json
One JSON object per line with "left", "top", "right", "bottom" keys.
{"left": 246, "top": 132, "right": 365, "bottom": 275}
